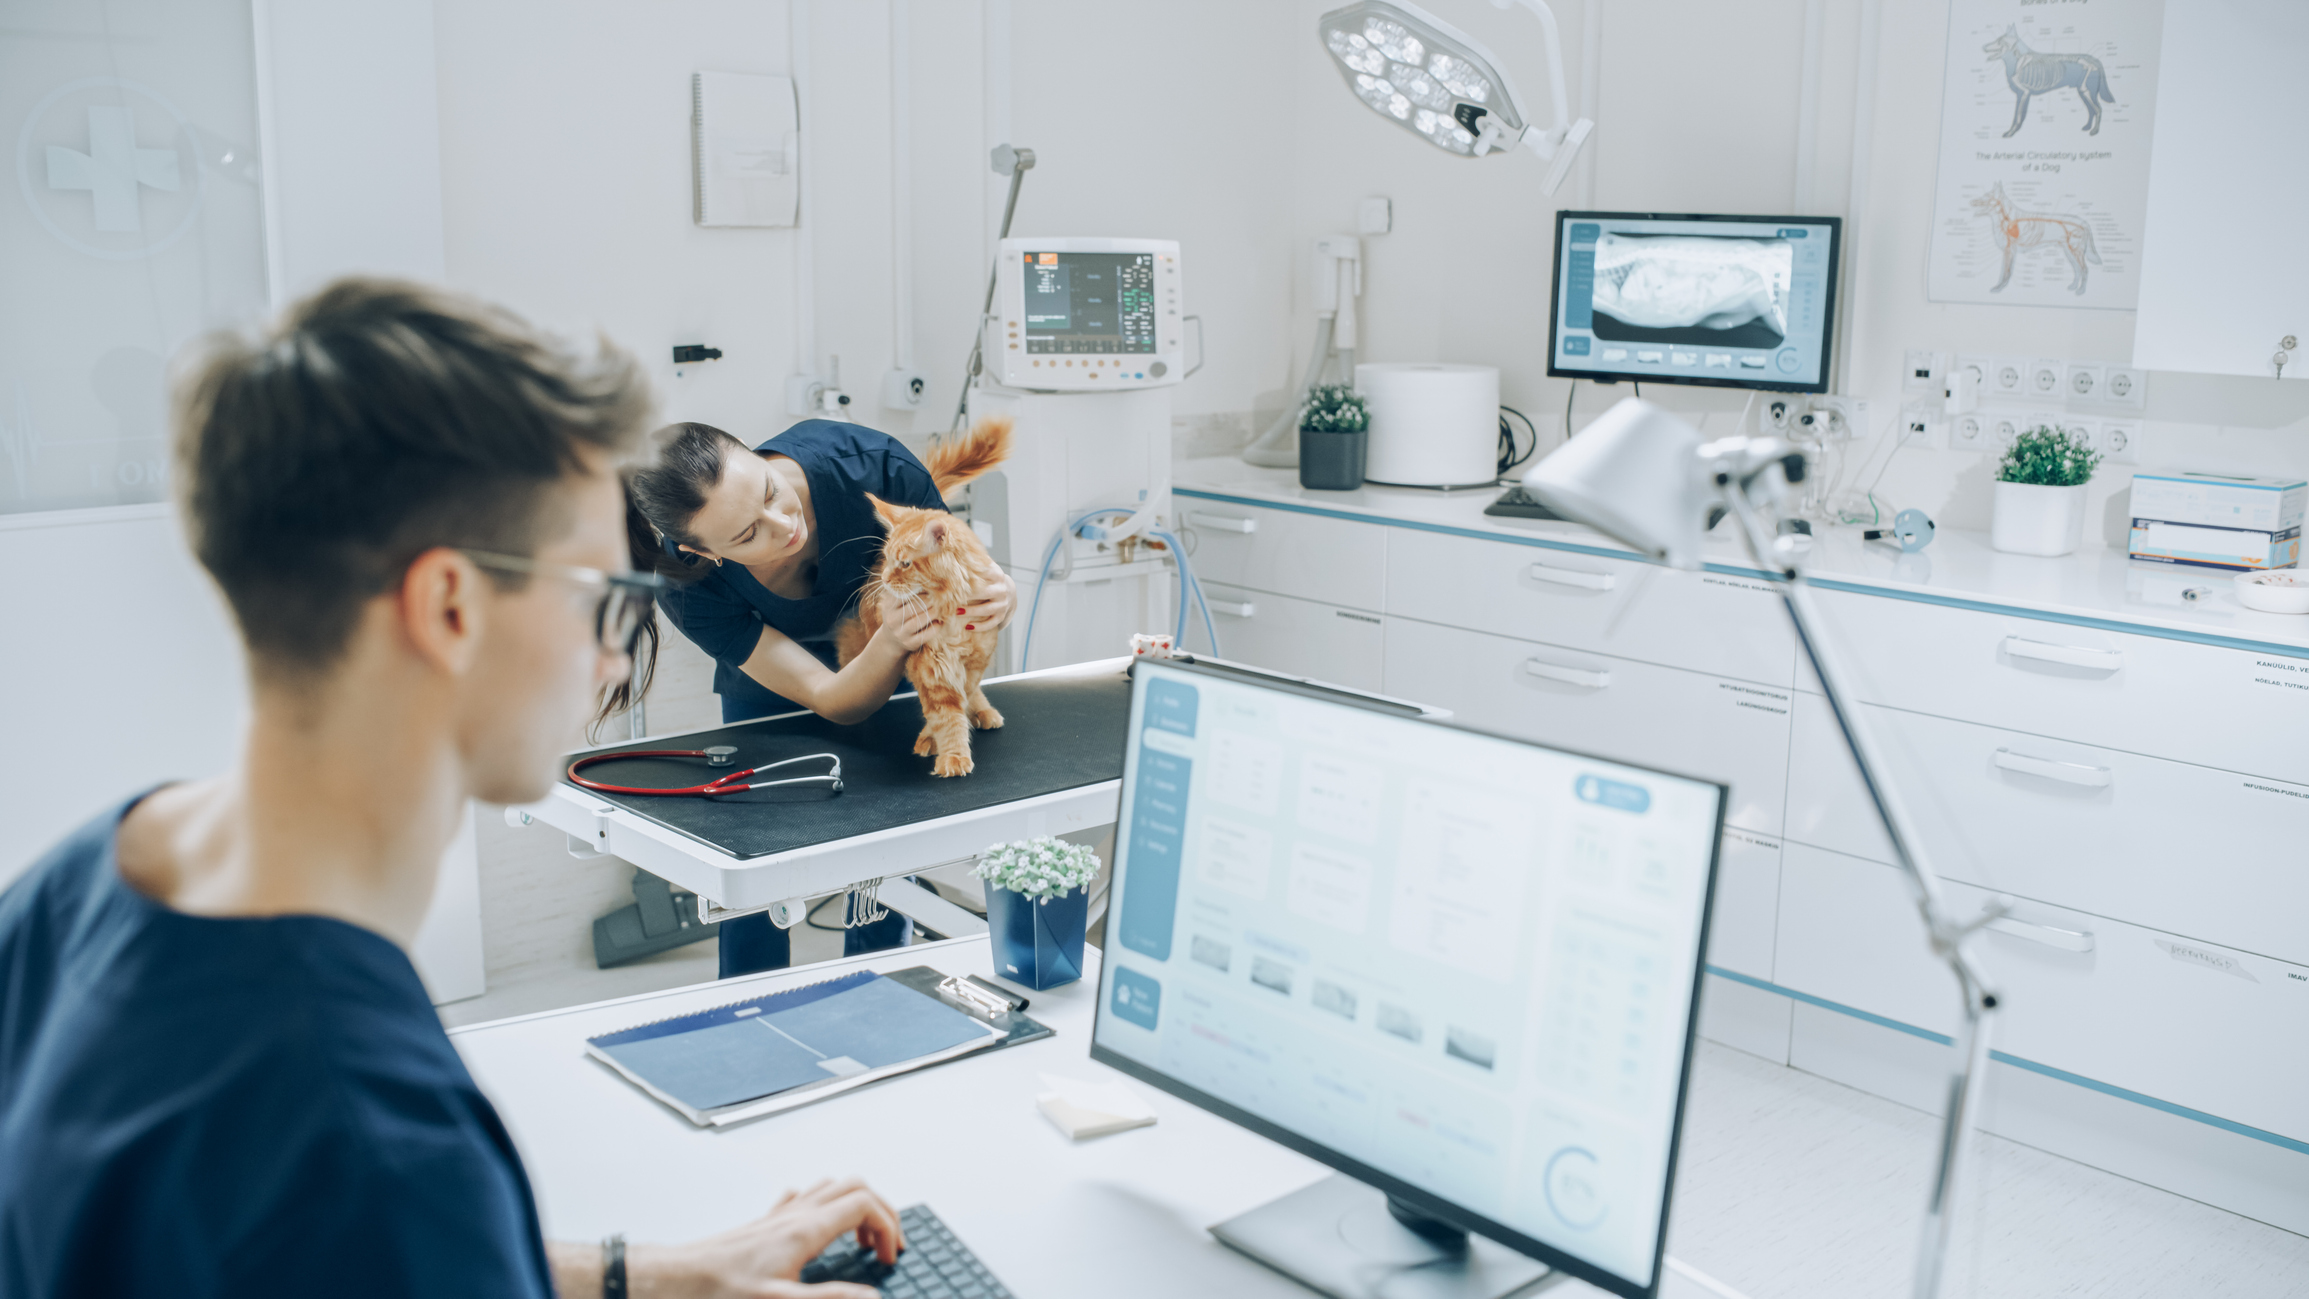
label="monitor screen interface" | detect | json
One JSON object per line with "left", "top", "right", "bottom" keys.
{"left": 1091, "top": 662, "right": 1725, "bottom": 1293}
{"left": 1021, "top": 251, "right": 1157, "bottom": 355}
{"left": 1549, "top": 213, "right": 1840, "bottom": 393}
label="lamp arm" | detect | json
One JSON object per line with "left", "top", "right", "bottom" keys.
{"left": 1718, "top": 481, "right": 2001, "bottom": 1299}
{"left": 1494, "top": 0, "right": 1574, "bottom": 140}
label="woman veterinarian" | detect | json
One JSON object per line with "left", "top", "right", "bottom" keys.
{"left": 618, "top": 418, "right": 1016, "bottom": 976}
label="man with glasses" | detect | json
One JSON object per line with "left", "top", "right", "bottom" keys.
{"left": 0, "top": 279, "right": 904, "bottom": 1298}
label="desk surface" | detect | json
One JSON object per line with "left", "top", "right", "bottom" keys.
{"left": 452, "top": 937, "right": 1737, "bottom": 1299}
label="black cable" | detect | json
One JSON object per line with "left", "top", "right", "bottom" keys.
{"left": 1632, "top": 381, "right": 1642, "bottom": 399}
{"left": 803, "top": 893, "right": 846, "bottom": 932}
{"left": 1564, "top": 379, "right": 1577, "bottom": 444}
{"left": 1496, "top": 405, "right": 1539, "bottom": 473}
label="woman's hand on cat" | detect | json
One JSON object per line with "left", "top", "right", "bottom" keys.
{"left": 876, "top": 589, "right": 944, "bottom": 653}
{"left": 959, "top": 570, "right": 1018, "bottom": 632}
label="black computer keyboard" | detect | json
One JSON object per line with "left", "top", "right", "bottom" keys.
{"left": 1484, "top": 484, "right": 1566, "bottom": 520}
{"left": 798, "top": 1204, "right": 1016, "bottom": 1298}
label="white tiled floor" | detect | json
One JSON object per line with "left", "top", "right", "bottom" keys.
{"left": 1669, "top": 1040, "right": 2309, "bottom": 1298}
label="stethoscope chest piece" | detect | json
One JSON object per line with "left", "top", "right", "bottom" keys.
{"left": 704, "top": 745, "right": 739, "bottom": 767}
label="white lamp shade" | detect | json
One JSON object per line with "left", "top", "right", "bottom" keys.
{"left": 1521, "top": 398, "right": 1712, "bottom": 569}
{"left": 1318, "top": 1, "right": 1529, "bottom": 157}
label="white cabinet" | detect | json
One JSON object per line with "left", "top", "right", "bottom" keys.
{"left": 2133, "top": 0, "right": 2309, "bottom": 379}
{"left": 1708, "top": 828, "right": 1782, "bottom": 981}
{"left": 1810, "top": 587, "right": 2309, "bottom": 785}
{"left": 1382, "top": 617, "right": 1792, "bottom": 837}
{"left": 1190, "top": 581, "right": 1385, "bottom": 692}
{"left": 1386, "top": 529, "right": 1796, "bottom": 686}
{"left": 1182, "top": 500, "right": 1386, "bottom": 612}
{"left": 1776, "top": 842, "right": 2309, "bottom": 1145}
{"left": 1785, "top": 692, "right": 2309, "bottom": 966}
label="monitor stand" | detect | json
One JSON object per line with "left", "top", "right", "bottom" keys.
{"left": 1210, "top": 1174, "right": 1559, "bottom": 1299}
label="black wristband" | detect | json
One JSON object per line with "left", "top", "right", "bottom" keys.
{"left": 602, "top": 1234, "right": 627, "bottom": 1299}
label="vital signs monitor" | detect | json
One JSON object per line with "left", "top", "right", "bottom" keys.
{"left": 1548, "top": 211, "right": 1843, "bottom": 394}
{"left": 986, "top": 237, "right": 1185, "bottom": 392}
{"left": 1091, "top": 658, "right": 1727, "bottom": 1299}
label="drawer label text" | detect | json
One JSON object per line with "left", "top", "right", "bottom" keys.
{"left": 2241, "top": 781, "right": 2309, "bottom": 802}
{"left": 1718, "top": 682, "right": 1790, "bottom": 715}
{"left": 1703, "top": 576, "right": 1778, "bottom": 596}
{"left": 2155, "top": 939, "right": 2258, "bottom": 982}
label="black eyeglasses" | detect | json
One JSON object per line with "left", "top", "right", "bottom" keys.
{"left": 461, "top": 550, "right": 669, "bottom": 655}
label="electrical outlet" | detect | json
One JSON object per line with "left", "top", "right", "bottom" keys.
{"left": 881, "top": 368, "right": 928, "bottom": 409}
{"left": 1765, "top": 397, "right": 1794, "bottom": 431}
{"left": 1991, "top": 414, "right": 2022, "bottom": 445}
{"left": 1796, "top": 395, "right": 1870, "bottom": 440}
{"left": 1902, "top": 350, "right": 1946, "bottom": 394}
{"left": 2100, "top": 418, "right": 2141, "bottom": 464}
{"left": 785, "top": 374, "right": 825, "bottom": 416}
{"left": 2103, "top": 365, "right": 2146, "bottom": 408}
{"left": 2066, "top": 362, "right": 2105, "bottom": 403}
{"left": 1956, "top": 353, "right": 1996, "bottom": 392}
{"left": 1952, "top": 413, "right": 1988, "bottom": 450}
{"left": 1991, "top": 357, "right": 2028, "bottom": 396}
{"left": 2062, "top": 417, "right": 2100, "bottom": 454}
{"left": 2028, "top": 358, "right": 2066, "bottom": 398}
{"left": 1898, "top": 401, "right": 1943, "bottom": 449}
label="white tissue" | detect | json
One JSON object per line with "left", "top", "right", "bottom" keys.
{"left": 1037, "top": 1072, "right": 1156, "bottom": 1140}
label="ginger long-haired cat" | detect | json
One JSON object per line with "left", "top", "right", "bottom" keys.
{"left": 835, "top": 417, "right": 1013, "bottom": 777}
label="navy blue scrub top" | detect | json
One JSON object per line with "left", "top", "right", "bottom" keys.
{"left": 660, "top": 420, "right": 949, "bottom": 723}
{"left": 0, "top": 796, "right": 553, "bottom": 1299}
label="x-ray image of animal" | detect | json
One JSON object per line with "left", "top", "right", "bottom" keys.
{"left": 1971, "top": 183, "right": 2102, "bottom": 295}
{"left": 1984, "top": 25, "right": 2115, "bottom": 136}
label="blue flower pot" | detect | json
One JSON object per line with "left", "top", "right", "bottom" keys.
{"left": 983, "top": 882, "right": 1087, "bottom": 991}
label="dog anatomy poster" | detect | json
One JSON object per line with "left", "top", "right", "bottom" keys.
{"left": 1926, "top": 0, "right": 2164, "bottom": 309}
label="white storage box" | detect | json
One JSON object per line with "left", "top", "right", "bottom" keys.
{"left": 2129, "top": 471, "right": 2307, "bottom": 532}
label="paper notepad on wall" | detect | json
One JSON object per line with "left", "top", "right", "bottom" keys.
{"left": 587, "top": 970, "right": 1000, "bottom": 1126}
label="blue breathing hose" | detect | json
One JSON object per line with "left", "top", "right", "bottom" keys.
{"left": 1016, "top": 509, "right": 1219, "bottom": 669}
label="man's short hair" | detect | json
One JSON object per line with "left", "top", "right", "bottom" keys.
{"left": 173, "top": 277, "right": 651, "bottom": 674}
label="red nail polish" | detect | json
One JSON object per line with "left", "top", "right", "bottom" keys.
{"left": 957, "top": 607, "right": 966, "bottom": 615}
{"left": 965, "top": 624, "right": 976, "bottom": 630}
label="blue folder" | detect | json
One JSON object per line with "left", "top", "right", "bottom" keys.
{"left": 588, "top": 970, "right": 997, "bottom": 1121}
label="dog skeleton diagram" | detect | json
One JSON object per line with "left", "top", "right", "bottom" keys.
{"left": 1984, "top": 26, "right": 2115, "bottom": 136}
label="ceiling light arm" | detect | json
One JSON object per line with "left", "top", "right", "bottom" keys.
{"left": 1490, "top": 0, "right": 1574, "bottom": 152}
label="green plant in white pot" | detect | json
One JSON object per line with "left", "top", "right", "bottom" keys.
{"left": 1990, "top": 424, "right": 2101, "bottom": 556}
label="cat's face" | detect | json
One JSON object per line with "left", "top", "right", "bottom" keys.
{"left": 866, "top": 494, "right": 982, "bottom": 605}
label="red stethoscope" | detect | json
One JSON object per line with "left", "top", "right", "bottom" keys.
{"left": 567, "top": 745, "right": 844, "bottom": 797}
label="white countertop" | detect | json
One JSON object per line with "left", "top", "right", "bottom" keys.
{"left": 1175, "top": 456, "right": 2309, "bottom": 656}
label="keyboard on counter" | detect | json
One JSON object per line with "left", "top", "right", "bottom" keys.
{"left": 1483, "top": 483, "right": 1567, "bottom": 520}
{"left": 798, "top": 1203, "right": 1016, "bottom": 1299}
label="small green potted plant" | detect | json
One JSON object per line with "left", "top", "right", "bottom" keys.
{"left": 972, "top": 836, "right": 1100, "bottom": 989}
{"left": 1298, "top": 384, "right": 1369, "bottom": 491}
{"left": 1991, "top": 423, "right": 2101, "bottom": 556}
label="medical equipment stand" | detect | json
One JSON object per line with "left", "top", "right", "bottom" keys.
{"left": 1706, "top": 441, "right": 2004, "bottom": 1299}
{"left": 949, "top": 144, "right": 1036, "bottom": 437}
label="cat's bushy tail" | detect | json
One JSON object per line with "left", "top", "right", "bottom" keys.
{"left": 925, "top": 416, "right": 1013, "bottom": 496}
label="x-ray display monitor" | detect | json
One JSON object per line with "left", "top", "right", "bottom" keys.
{"left": 1548, "top": 211, "right": 1842, "bottom": 394}
{"left": 1090, "top": 659, "right": 1726, "bottom": 1299}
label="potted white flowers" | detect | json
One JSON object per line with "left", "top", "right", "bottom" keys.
{"left": 972, "top": 836, "right": 1100, "bottom": 989}
{"left": 1991, "top": 424, "right": 2102, "bottom": 557}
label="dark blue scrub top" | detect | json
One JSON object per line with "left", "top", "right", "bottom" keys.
{"left": 0, "top": 796, "right": 553, "bottom": 1299}
{"left": 659, "top": 420, "right": 949, "bottom": 722}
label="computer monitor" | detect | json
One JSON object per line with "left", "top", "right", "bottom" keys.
{"left": 1090, "top": 659, "right": 1727, "bottom": 1299}
{"left": 1547, "top": 211, "right": 1843, "bottom": 395}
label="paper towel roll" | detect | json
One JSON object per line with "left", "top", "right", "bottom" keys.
{"left": 1356, "top": 363, "right": 1500, "bottom": 488}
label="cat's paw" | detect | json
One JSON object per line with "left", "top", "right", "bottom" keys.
{"left": 970, "top": 705, "right": 1005, "bottom": 730}
{"left": 913, "top": 731, "right": 937, "bottom": 757}
{"left": 932, "top": 751, "right": 975, "bottom": 777}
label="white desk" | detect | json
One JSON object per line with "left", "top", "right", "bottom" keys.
{"left": 452, "top": 936, "right": 1746, "bottom": 1299}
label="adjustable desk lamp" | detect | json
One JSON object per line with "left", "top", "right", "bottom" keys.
{"left": 1524, "top": 399, "right": 2004, "bottom": 1299}
{"left": 1317, "top": 0, "right": 1594, "bottom": 194}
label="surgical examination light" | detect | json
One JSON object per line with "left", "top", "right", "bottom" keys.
{"left": 1317, "top": 0, "right": 1593, "bottom": 194}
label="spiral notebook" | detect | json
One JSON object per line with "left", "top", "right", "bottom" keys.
{"left": 586, "top": 967, "right": 1044, "bottom": 1127}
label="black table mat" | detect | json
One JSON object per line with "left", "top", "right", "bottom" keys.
{"left": 566, "top": 668, "right": 1134, "bottom": 859}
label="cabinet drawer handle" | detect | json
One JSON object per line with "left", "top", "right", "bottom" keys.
{"left": 1992, "top": 748, "right": 2112, "bottom": 787}
{"left": 1524, "top": 658, "right": 1612, "bottom": 689}
{"left": 1188, "top": 512, "right": 1259, "bottom": 534}
{"left": 1527, "top": 562, "right": 1617, "bottom": 592}
{"left": 1985, "top": 916, "right": 2096, "bottom": 953}
{"left": 1209, "top": 599, "right": 1256, "bottom": 618}
{"left": 2002, "top": 636, "right": 2122, "bottom": 671}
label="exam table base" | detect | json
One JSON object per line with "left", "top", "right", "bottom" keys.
{"left": 1211, "top": 1175, "right": 1559, "bottom": 1299}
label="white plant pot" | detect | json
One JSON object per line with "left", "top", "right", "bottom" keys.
{"left": 1991, "top": 481, "right": 2088, "bottom": 557}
